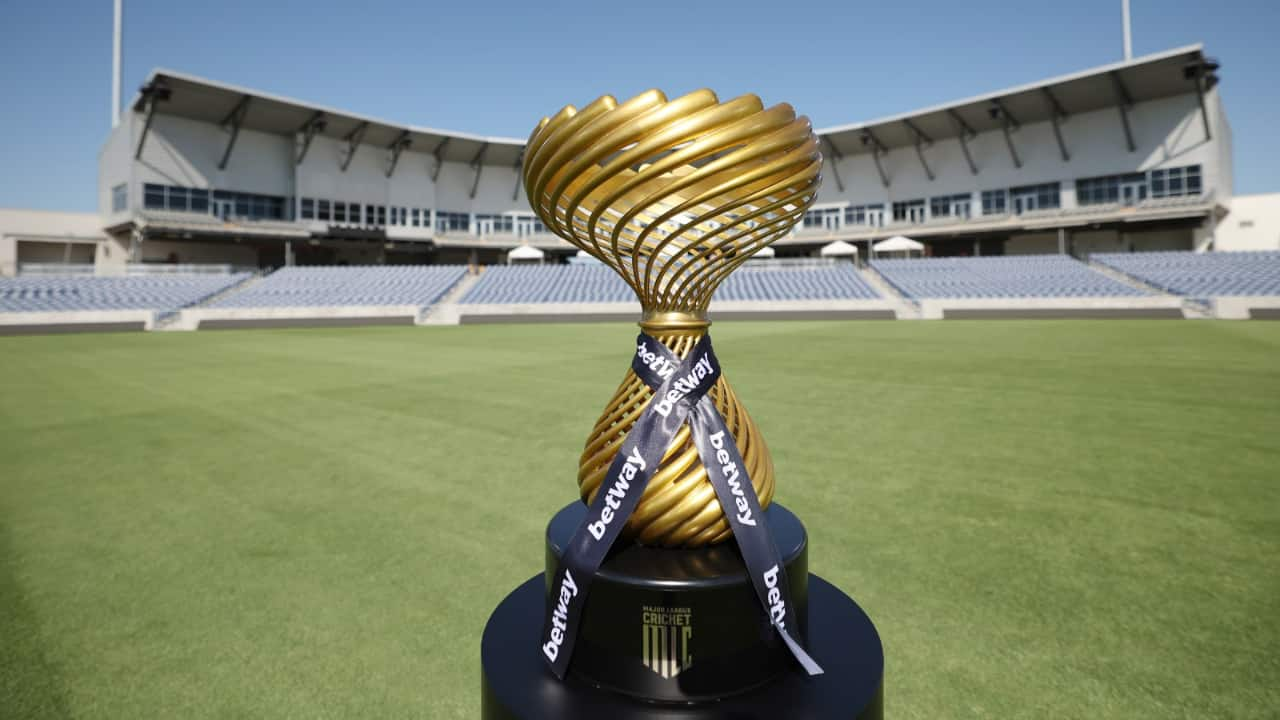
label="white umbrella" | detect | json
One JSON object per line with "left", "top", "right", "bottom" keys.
{"left": 752, "top": 246, "right": 776, "bottom": 258}
{"left": 873, "top": 235, "right": 924, "bottom": 253}
{"left": 819, "top": 240, "right": 858, "bottom": 257}
{"left": 507, "top": 244, "right": 546, "bottom": 261}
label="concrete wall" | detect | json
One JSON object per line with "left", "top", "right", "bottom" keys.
{"left": 1217, "top": 193, "right": 1280, "bottom": 251}
{"left": 135, "top": 114, "right": 295, "bottom": 198}
{"left": 135, "top": 239, "right": 258, "bottom": 266}
{"left": 0, "top": 209, "right": 107, "bottom": 276}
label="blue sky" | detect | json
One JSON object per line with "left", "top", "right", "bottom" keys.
{"left": 1, "top": 0, "right": 1276, "bottom": 211}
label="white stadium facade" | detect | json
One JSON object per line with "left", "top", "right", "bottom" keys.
{"left": 3, "top": 43, "right": 1280, "bottom": 329}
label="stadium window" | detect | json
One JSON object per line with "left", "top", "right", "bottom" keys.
{"left": 891, "top": 199, "right": 925, "bottom": 223}
{"left": 412, "top": 208, "right": 421, "bottom": 227}
{"left": 844, "top": 204, "right": 883, "bottom": 227}
{"left": 1009, "top": 183, "right": 1060, "bottom": 213}
{"left": 802, "top": 207, "right": 841, "bottom": 231}
{"left": 190, "top": 189, "right": 209, "bottom": 213}
{"left": 436, "top": 211, "right": 469, "bottom": 233}
{"left": 930, "top": 194, "right": 970, "bottom": 219}
{"left": 981, "top": 189, "right": 1007, "bottom": 215}
{"left": 317, "top": 199, "right": 331, "bottom": 222}
{"left": 1149, "top": 165, "right": 1201, "bottom": 199}
{"left": 1076, "top": 173, "right": 1145, "bottom": 205}
{"left": 111, "top": 184, "right": 127, "bottom": 213}
{"left": 167, "top": 186, "right": 189, "bottom": 212}
{"left": 377, "top": 205, "right": 387, "bottom": 226}
{"left": 301, "top": 198, "right": 315, "bottom": 220}
{"left": 144, "top": 183, "right": 165, "bottom": 210}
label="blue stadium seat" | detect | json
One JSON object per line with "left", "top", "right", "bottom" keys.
{"left": 0, "top": 274, "right": 252, "bottom": 312}
{"left": 1093, "top": 250, "right": 1280, "bottom": 298}
{"left": 870, "top": 255, "right": 1145, "bottom": 299}
{"left": 459, "top": 264, "right": 881, "bottom": 304}
{"left": 208, "top": 265, "right": 466, "bottom": 308}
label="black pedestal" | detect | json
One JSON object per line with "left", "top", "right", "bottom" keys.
{"left": 545, "top": 502, "right": 811, "bottom": 701}
{"left": 481, "top": 574, "right": 884, "bottom": 719}
{"left": 480, "top": 502, "right": 884, "bottom": 719}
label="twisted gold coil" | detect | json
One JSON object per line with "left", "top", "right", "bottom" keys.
{"left": 522, "top": 89, "right": 821, "bottom": 547}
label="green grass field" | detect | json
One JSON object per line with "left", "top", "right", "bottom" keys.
{"left": 1, "top": 321, "right": 1278, "bottom": 719}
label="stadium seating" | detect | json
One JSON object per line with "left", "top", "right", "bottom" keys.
{"left": 1093, "top": 251, "right": 1280, "bottom": 297}
{"left": 209, "top": 265, "right": 466, "bottom": 308}
{"left": 459, "top": 263, "right": 880, "bottom": 304}
{"left": 871, "top": 254, "right": 1145, "bottom": 299}
{"left": 0, "top": 274, "right": 251, "bottom": 312}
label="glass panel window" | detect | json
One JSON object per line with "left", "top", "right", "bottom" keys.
{"left": 301, "top": 198, "right": 315, "bottom": 220}
{"left": 333, "top": 201, "right": 346, "bottom": 223}
{"left": 436, "top": 211, "right": 469, "bottom": 232}
{"left": 981, "top": 189, "right": 1007, "bottom": 215}
{"left": 111, "top": 184, "right": 128, "bottom": 212}
{"left": 317, "top": 199, "right": 331, "bottom": 222}
{"left": 190, "top": 189, "right": 209, "bottom": 213}
{"left": 377, "top": 206, "right": 387, "bottom": 226}
{"left": 891, "top": 199, "right": 925, "bottom": 223}
{"left": 1009, "top": 183, "right": 1060, "bottom": 212}
{"left": 412, "top": 208, "right": 421, "bottom": 227}
{"left": 144, "top": 183, "right": 165, "bottom": 209}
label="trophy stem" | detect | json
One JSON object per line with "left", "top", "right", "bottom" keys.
{"left": 637, "top": 310, "right": 710, "bottom": 336}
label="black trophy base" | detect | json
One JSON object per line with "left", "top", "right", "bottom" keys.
{"left": 481, "top": 574, "right": 884, "bottom": 719}
{"left": 544, "top": 502, "right": 812, "bottom": 701}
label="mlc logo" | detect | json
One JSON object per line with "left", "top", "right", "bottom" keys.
{"left": 641, "top": 605, "right": 693, "bottom": 678}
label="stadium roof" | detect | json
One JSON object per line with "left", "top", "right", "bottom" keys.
{"left": 130, "top": 44, "right": 1215, "bottom": 168}
{"left": 129, "top": 69, "right": 527, "bottom": 167}
{"left": 820, "top": 44, "right": 1215, "bottom": 158}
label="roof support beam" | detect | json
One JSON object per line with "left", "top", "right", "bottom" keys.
{"left": 946, "top": 109, "right": 978, "bottom": 175}
{"left": 340, "top": 122, "right": 368, "bottom": 172}
{"left": 469, "top": 142, "right": 489, "bottom": 199}
{"left": 295, "top": 112, "right": 326, "bottom": 166}
{"left": 430, "top": 137, "right": 451, "bottom": 182}
{"left": 1185, "top": 58, "right": 1218, "bottom": 142}
{"left": 134, "top": 81, "right": 170, "bottom": 160}
{"left": 860, "top": 131, "right": 890, "bottom": 188}
{"left": 386, "top": 131, "right": 411, "bottom": 178}
{"left": 821, "top": 136, "right": 845, "bottom": 192}
{"left": 902, "top": 119, "right": 934, "bottom": 181}
{"left": 512, "top": 148, "right": 526, "bottom": 201}
{"left": 1041, "top": 87, "right": 1071, "bottom": 162}
{"left": 990, "top": 100, "right": 1022, "bottom": 169}
{"left": 1109, "top": 71, "right": 1137, "bottom": 152}
{"left": 217, "top": 95, "right": 251, "bottom": 171}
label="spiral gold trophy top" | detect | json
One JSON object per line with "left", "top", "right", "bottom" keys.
{"left": 523, "top": 89, "right": 822, "bottom": 547}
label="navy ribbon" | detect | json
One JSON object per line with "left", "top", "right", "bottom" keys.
{"left": 540, "top": 332, "right": 822, "bottom": 679}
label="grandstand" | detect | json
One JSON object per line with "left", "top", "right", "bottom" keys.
{"left": 1094, "top": 250, "right": 1280, "bottom": 297}
{"left": 0, "top": 273, "right": 249, "bottom": 313}
{"left": 209, "top": 265, "right": 465, "bottom": 308}
{"left": 871, "top": 255, "right": 1143, "bottom": 299}
{"left": 459, "top": 263, "right": 881, "bottom": 305}
{"left": 5, "top": 41, "right": 1280, "bottom": 331}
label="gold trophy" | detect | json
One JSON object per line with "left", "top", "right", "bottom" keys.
{"left": 522, "top": 89, "right": 822, "bottom": 548}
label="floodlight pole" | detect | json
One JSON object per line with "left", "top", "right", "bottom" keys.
{"left": 1122, "top": 0, "right": 1132, "bottom": 61}
{"left": 112, "top": 0, "right": 122, "bottom": 128}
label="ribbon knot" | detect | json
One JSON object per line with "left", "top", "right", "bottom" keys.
{"left": 541, "top": 333, "right": 822, "bottom": 679}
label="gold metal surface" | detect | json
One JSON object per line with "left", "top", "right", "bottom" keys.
{"left": 523, "top": 90, "right": 821, "bottom": 547}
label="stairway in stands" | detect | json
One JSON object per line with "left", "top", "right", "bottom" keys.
{"left": 1087, "top": 260, "right": 1208, "bottom": 318}
{"left": 856, "top": 264, "right": 918, "bottom": 319}
{"left": 418, "top": 267, "right": 485, "bottom": 324}
{"left": 153, "top": 272, "right": 266, "bottom": 330}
